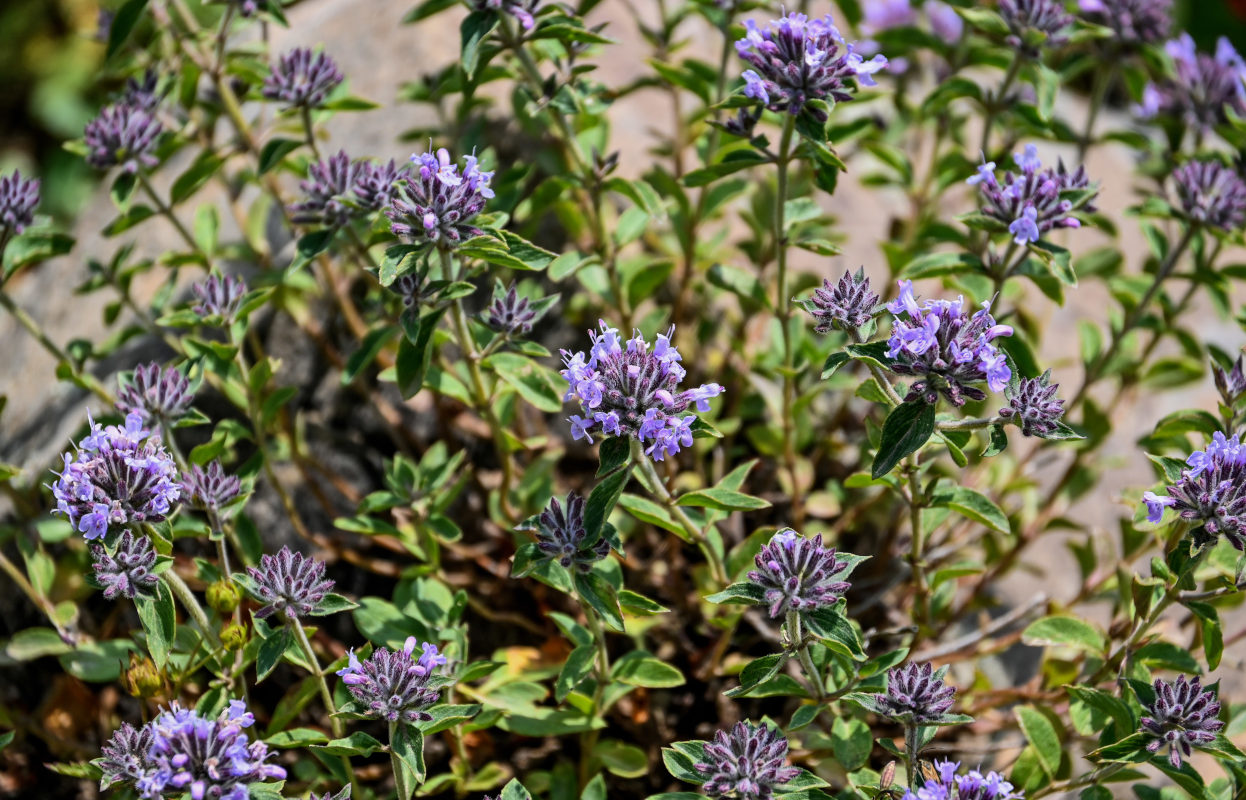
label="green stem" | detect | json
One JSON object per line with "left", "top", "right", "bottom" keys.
{"left": 905, "top": 456, "right": 929, "bottom": 629}
{"left": 301, "top": 106, "right": 322, "bottom": 160}
{"left": 773, "top": 116, "right": 802, "bottom": 527}
{"left": 0, "top": 290, "right": 113, "bottom": 402}
{"left": 1077, "top": 60, "right": 1115, "bottom": 161}
{"left": 578, "top": 604, "right": 612, "bottom": 787}
{"left": 979, "top": 56, "right": 1024, "bottom": 157}
{"left": 937, "top": 415, "right": 1001, "bottom": 431}
{"left": 137, "top": 173, "right": 209, "bottom": 268}
{"left": 0, "top": 546, "right": 71, "bottom": 638}
{"left": 785, "top": 610, "right": 824, "bottom": 700}
{"left": 440, "top": 248, "right": 520, "bottom": 522}
{"left": 630, "top": 438, "right": 729, "bottom": 585}
{"left": 289, "top": 615, "right": 344, "bottom": 737}
{"left": 904, "top": 724, "right": 922, "bottom": 789}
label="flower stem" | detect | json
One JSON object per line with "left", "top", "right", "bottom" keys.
{"left": 137, "top": 172, "right": 210, "bottom": 268}
{"left": 773, "top": 115, "right": 803, "bottom": 527}
{"left": 578, "top": 603, "right": 612, "bottom": 787}
{"left": 903, "top": 723, "right": 922, "bottom": 789}
{"left": 162, "top": 567, "right": 222, "bottom": 650}
{"left": 630, "top": 438, "right": 729, "bottom": 585}
{"left": 785, "top": 610, "right": 824, "bottom": 700}
{"left": 979, "top": 56, "right": 1024, "bottom": 157}
{"left": 289, "top": 614, "right": 345, "bottom": 738}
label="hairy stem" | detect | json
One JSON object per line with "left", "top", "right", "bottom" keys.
{"left": 773, "top": 116, "right": 802, "bottom": 526}
{"left": 785, "top": 610, "right": 824, "bottom": 700}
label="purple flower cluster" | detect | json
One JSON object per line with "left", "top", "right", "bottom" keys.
{"left": 91, "top": 530, "right": 159, "bottom": 600}
{"left": 560, "top": 322, "right": 724, "bottom": 461}
{"left": 473, "top": 0, "right": 539, "bottom": 30}
{"left": 290, "top": 151, "right": 407, "bottom": 229}
{"left": 121, "top": 70, "right": 160, "bottom": 112}
{"left": 747, "top": 529, "right": 850, "bottom": 619}
{"left": 116, "top": 363, "right": 193, "bottom": 423}
{"left": 51, "top": 412, "right": 180, "bottom": 540}
{"left": 1171, "top": 160, "right": 1246, "bottom": 233}
{"left": 98, "top": 721, "right": 155, "bottom": 788}
{"left": 901, "top": 760, "right": 1022, "bottom": 800}
{"left": 487, "top": 283, "right": 538, "bottom": 336}
{"left": 1078, "top": 0, "right": 1171, "bottom": 45}
{"left": 192, "top": 274, "right": 247, "bottom": 324}
{"left": 129, "top": 701, "right": 285, "bottom": 800}
{"left": 0, "top": 169, "right": 40, "bottom": 235}
{"left": 534, "top": 493, "right": 609, "bottom": 573}
{"left": 1140, "top": 34, "right": 1246, "bottom": 131}
{"left": 1141, "top": 675, "right": 1224, "bottom": 768}
{"left": 695, "top": 721, "right": 800, "bottom": 800}
{"left": 806, "top": 269, "right": 879, "bottom": 334}
{"left": 885, "top": 280, "right": 1013, "bottom": 406}
{"left": 875, "top": 662, "right": 956, "bottom": 723}
{"left": 262, "top": 48, "right": 343, "bottom": 109}
{"left": 244, "top": 545, "right": 335, "bottom": 619}
{"left": 387, "top": 147, "right": 494, "bottom": 247}
{"left": 337, "top": 636, "right": 448, "bottom": 723}
{"left": 1143, "top": 432, "right": 1246, "bottom": 551}
{"left": 999, "top": 0, "right": 1072, "bottom": 52}
{"left": 999, "top": 370, "right": 1066, "bottom": 437}
{"left": 968, "top": 144, "right": 1096, "bottom": 246}
{"left": 1214, "top": 355, "right": 1246, "bottom": 407}
{"left": 84, "top": 103, "right": 162, "bottom": 173}
{"left": 736, "top": 11, "right": 887, "bottom": 119}
{"left": 182, "top": 460, "right": 242, "bottom": 513}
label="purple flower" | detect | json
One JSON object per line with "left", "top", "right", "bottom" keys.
{"left": 900, "top": 760, "right": 1022, "bottom": 800}
{"left": 230, "top": 0, "right": 266, "bottom": 17}
{"left": 121, "top": 70, "right": 161, "bottom": 112}
{"left": 83, "top": 103, "right": 162, "bottom": 173}
{"left": 1141, "top": 675, "right": 1224, "bottom": 768}
{"left": 116, "top": 363, "right": 193, "bottom": 423}
{"left": 387, "top": 147, "right": 493, "bottom": 247}
{"left": 50, "top": 412, "right": 180, "bottom": 540}
{"left": 486, "top": 283, "right": 539, "bottom": 336}
{"left": 999, "top": 0, "right": 1072, "bottom": 52}
{"left": 925, "top": 2, "right": 964, "bottom": 41}
{"left": 806, "top": 268, "right": 879, "bottom": 334}
{"left": 885, "top": 280, "right": 1013, "bottom": 406}
{"left": 1171, "top": 160, "right": 1246, "bottom": 233}
{"left": 970, "top": 144, "right": 1097, "bottom": 244}
{"left": 694, "top": 722, "right": 800, "bottom": 800}
{"left": 560, "top": 322, "right": 723, "bottom": 461}
{"left": 336, "top": 637, "right": 448, "bottom": 723}
{"left": 1078, "top": 0, "right": 1171, "bottom": 46}
{"left": 352, "top": 159, "right": 408, "bottom": 212}
{"left": 747, "top": 529, "right": 850, "bottom": 619}
{"left": 91, "top": 530, "right": 159, "bottom": 600}
{"left": 1139, "top": 34, "right": 1246, "bottom": 131}
{"left": 245, "top": 546, "right": 335, "bottom": 619}
{"left": 999, "top": 370, "right": 1065, "bottom": 437}
{"left": 1141, "top": 432, "right": 1246, "bottom": 550}
{"left": 0, "top": 169, "right": 40, "bottom": 235}
{"left": 735, "top": 11, "right": 887, "bottom": 120}
{"left": 191, "top": 273, "right": 247, "bottom": 323}
{"left": 291, "top": 151, "right": 407, "bottom": 229}
{"left": 129, "top": 701, "right": 285, "bottom": 800}
{"left": 1213, "top": 355, "right": 1246, "bottom": 406}
{"left": 860, "top": 0, "right": 917, "bottom": 36}
{"left": 472, "top": 0, "right": 539, "bottom": 30}
{"left": 97, "top": 722, "right": 155, "bottom": 789}
{"left": 875, "top": 662, "right": 956, "bottom": 723}
{"left": 262, "top": 48, "right": 343, "bottom": 109}
{"left": 312, "top": 789, "right": 352, "bottom": 800}
{"left": 533, "top": 493, "right": 609, "bottom": 572}
{"left": 182, "top": 460, "right": 242, "bottom": 512}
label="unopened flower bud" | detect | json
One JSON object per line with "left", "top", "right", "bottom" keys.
{"left": 125, "top": 655, "right": 163, "bottom": 698}
{"left": 221, "top": 623, "right": 249, "bottom": 651}
{"left": 207, "top": 579, "right": 241, "bottom": 614}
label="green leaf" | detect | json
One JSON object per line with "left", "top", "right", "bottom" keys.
{"left": 725, "top": 653, "right": 785, "bottom": 697}
{"left": 597, "top": 437, "right": 630, "bottom": 477}
{"left": 821, "top": 351, "right": 851, "bottom": 379}
{"left": 256, "top": 626, "right": 292, "bottom": 683}
{"left": 675, "top": 488, "right": 770, "bottom": 512}
{"left": 617, "top": 589, "right": 669, "bottom": 615}
{"left": 134, "top": 581, "right": 176, "bottom": 668}
{"left": 803, "top": 607, "right": 865, "bottom": 660}
{"left": 316, "top": 727, "right": 383, "bottom": 752}
{"left": 574, "top": 572, "right": 624, "bottom": 632}
{"left": 1087, "top": 732, "right": 1151, "bottom": 764}
{"left": 58, "top": 640, "right": 136, "bottom": 682}
{"left": 396, "top": 309, "right": 445, "bottom": 399}
{"left": 342, "top": 326, "right": 398, "bottom": 385}
{"left": 488, "top": 353, "right": 564, "bottom": 413}
{"left": 872, "top": 401, "right": 936, "bottom": 479}
{"left": 981, "top": 424, "right": 1008, "bottom": 457}
{"left": 705, "top": 582, "right": 765, "bottom": 605}
{"left": 584, "top": 466, "right": 631, "bottom": 539}
{"left": 392, "top": 723, "right": 426, "bottom": 790}
{"left": 1022, "top": 615, "right": 1105, "bottom": 654}
{"left": 830, "top": 717, "right": 872, "bottom": 771}
{"left": 103, "top": 205, "right": 156, "bottom": 236}
{"left": 556, "top": 644, "right": 597, "bottom": 701}
{"left": 661, "top": 741, "right": 707, "bottom": 783}
{"left": 266, "top": 728, "right": 331, "bottom": 748}
{"left": 612, "top": 651, "right": 685, "bottom": 688}
{"left": 460, "top": 11, "right": 499, "bottom": 79}
{"left": 901, "top": 252, "right": 985, "bottom": 279}
{"left": 1016, "top": 706, "right": 1062, "bottom": 778}
{"left": 171, "top": 152, "right": 224, "bottom": 205}
{"left": 6, "top": 627, "right": 74, "bottom": 660}
{"left": 595, "top": 739, "right": 649, "bottom": 778}
{"left": 929, "top": 486, "right": 1010, "bottom": 533}
{"left": 258, "top": 138, "right": 302, "bottom": 175}
{"left": 498, "top": 779, "right": 534, "bottom": 800}
{"left": 107, "top": 0, "right": 149, "bottom": 58}
{"left": 309, "top": 593, "right": 360, "bottom": 616}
